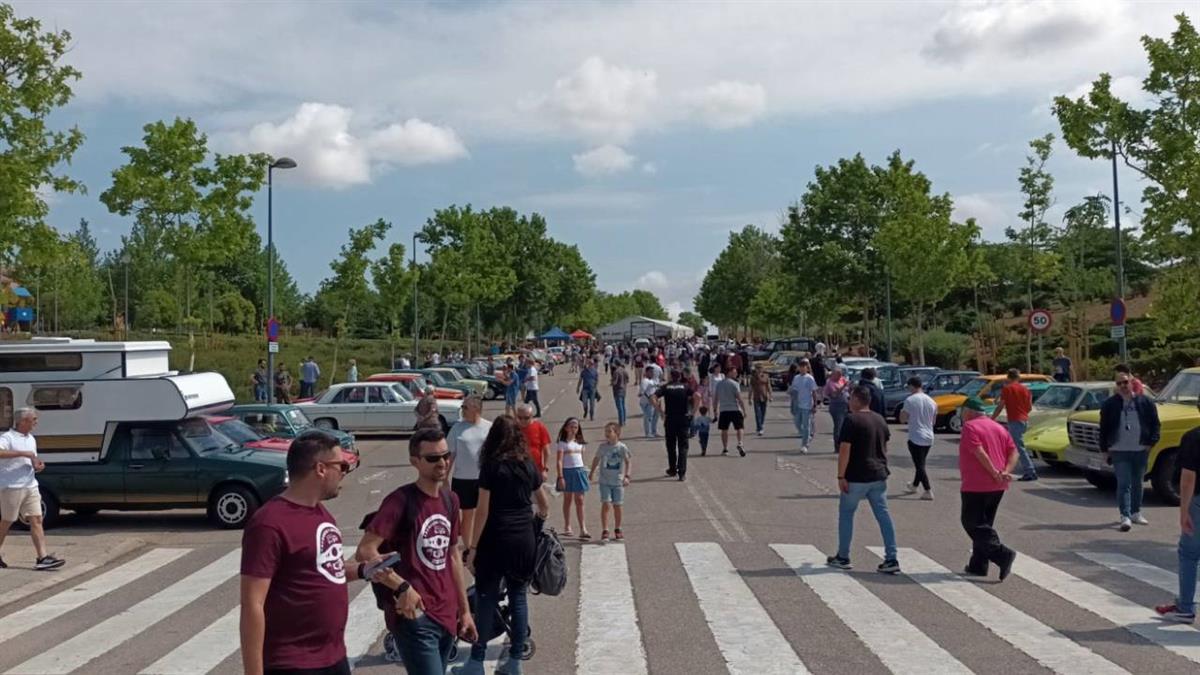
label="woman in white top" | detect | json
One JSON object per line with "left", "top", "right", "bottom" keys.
{"left": 556, "top": 417, "right": 591, "bottom": 539}
{"left": 447, "top": 395, "right": 492, "bottom": 549}
{"left": 639, "top": 367, "right": 660, "bottom": 438}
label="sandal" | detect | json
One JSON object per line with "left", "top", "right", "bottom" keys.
{"left": 601, "top": 530, "right": 610, "bottom": 542}
{"left": 562, "top": 528, "right": 575, "bottom": 537}
{"left": 614, "top": 529, "right": 624, "bottom": 540}
{"left": 580, "top": 532, "right": 592, "bottom": 540}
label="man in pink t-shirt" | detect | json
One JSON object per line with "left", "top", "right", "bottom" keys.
{"left": 959, "top": 397, "right": 1019, "bottom": 581}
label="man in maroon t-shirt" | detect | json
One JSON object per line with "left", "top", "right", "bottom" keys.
{"left": 357, "top": 428, "right": 476, "bottom": 675}
{"left": 240, "top": 431, "right": 378, "bottom": 675}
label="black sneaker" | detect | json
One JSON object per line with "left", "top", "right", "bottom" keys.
{"left": 677, "top": 473, "right": 686, "bottom": 482}
{"left": 877, "top": 558, "right": 900, "bottom": 575}
{"left": 737, "top": 444, "right": 746, "bottom": 457}
{"left": 34, "top": 555, "right": 65, "bottom": 571}
{"left": 665, "top": 469, "right": 677, "bottom": 477}
{"left": 826, "top": 555, "right": 852, "bottom": 570}
{"left": 701, "top": 448, "right": 707, "bottom": 456}
{"left": 721, "top": 448, "right": 729, "bottom": 455}
{"left": 998, "top": 549, "right": 1017, "bottom": 581}
{"left": 962, "top": 565, "right": 988, "bottom": 577}
{"left": 0, "top": 556, "right": 7, "bottom": 569}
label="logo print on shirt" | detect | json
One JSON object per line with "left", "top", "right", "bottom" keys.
{"left": 416, "top": 513, "right": 452, "bottom": 571}
{"left": 315, "top": 521, "right": 346, "bottom": 584}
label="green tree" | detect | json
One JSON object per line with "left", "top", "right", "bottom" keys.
{"left": 1054, "top": 14, "right": 1200, "bottom": 333}
{"left": 747, "top": 277, "right": 796, "bottom": 336}
{"left": 0, "top": 3, "right": 85, "bottom": 263}
{"left": 213, "top": 290, "right": 255, "bottom": 333}
{"left": 677, "top": 310, "right": 707, "bottom": 336}
{"left": 1007, "top": 134, "right": 1058, "bottom": 371}
{"left": 694, "top": 225, "right": 779, "bottom": 335}
{"left": 629, "top": 289, "right": 668, "bottom": 320}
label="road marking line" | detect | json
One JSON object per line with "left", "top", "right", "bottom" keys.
{"left": 0, "top": 548, "right": 191, "bottom": 644}
{"left": 773, "top": 544, "right": 970, "bottom": 675}
{"left": 577, "top": 543, "right": 648, "bottom": 675}
{"left": 1076, "top": 551, "right": 1178, "bottom": 594}
{"left": 345, "top": 583, "right": 386, "bottom": 666}
{"left": 693, "top": 473, "right": 750, "bottom": 542}
{"left": 1013, "top": 550, "right": 1200, "bottom": 664}
{"left": 7, "top": 550, "right": 241, "bottom": 675}
{"left": 356, "top": 469, "right": 389, "bottom": 483}
{"left": 676, "top": 542, "right": 809, "bottom": 674}
{"left": 140, "top": 607, "right": 237, "bottom": 675}
{"left": 684, "top": 479, "right": 730, "bottom": 542}
{"left": 867, "top": 547, "right": 1128, "bottom": 675}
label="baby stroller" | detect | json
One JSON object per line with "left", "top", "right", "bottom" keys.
{"left": 384, "top": 579, "right": 535, "bottom": 664}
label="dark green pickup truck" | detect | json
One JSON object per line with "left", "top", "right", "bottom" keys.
{"left": 37, "top": 418, "right": 288, "bottom": 529}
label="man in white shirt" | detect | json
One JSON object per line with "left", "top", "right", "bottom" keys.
{"left": 0, "top": 408, "right": 65, "bottom": 570}
{"left": 899, "top": 376, "right": 938, "bottom": 500}
{"left": 523, "top": 358, "right": 542, "bottom": 417}
{"left": 788, "top": 359, "right": 820, "bottom": 454}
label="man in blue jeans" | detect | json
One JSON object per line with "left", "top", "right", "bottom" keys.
{"left": 1156, "top": 413, "right": 1200, "bottom": 623}
{"left": 827, "top": 386, "right": 899, "bottom": 574}
{"left": 1100, "top": 368, "right": 1161, "bottom": 531}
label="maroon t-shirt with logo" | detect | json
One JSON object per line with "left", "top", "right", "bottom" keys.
{"left": 367, "top": 484, "right": 461, "bottom": 634}
{"left": 241, "top": 497, "right": 348, "bottom": 670}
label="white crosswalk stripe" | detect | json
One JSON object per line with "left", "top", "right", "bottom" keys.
{"left": 1076, "top": 550, "right": 1179, "bottom": 594}
{"left": 577, "top": 543, "right": 649, "bottom": 675}
{"left": 867, "top": 546, "right": 1129, "bottom": 675}
{"left": 772, "top": 544, "right": 972, "bottom": 675}
{"left": 141, "top": 607, "right": 238, "bottom": 675}
{"left": 676, "top": 542, "right": 810, "bottom": 675}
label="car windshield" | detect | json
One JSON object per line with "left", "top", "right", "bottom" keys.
{"left": 770, "top": 353, "right": 794, "bottom": 366}
{"left": 214, "top": 419, "right": 264, "bottom": 443}
{"left": 1034, "top": 385, "right": 1080, "bottom": 410}
{"left": 180, "top": 418, "right": 237, "bottom": 453}
{"left": 464, "top": 364, "right": 485, "bottom": 378}
{"left": 423, "top": 371, "right": 447, "bottom": 386}
{"left": 285, "top": 408, "right": 312, "bottom": 428}
{"left": 391, "top": 383, "right": 415, "bottom": 401}
{"left": 956, "top": 378, "right": 989, "bottom": 397}
{"left": 435, "top": 369, "right": 462, "bottom": 382}
{"left": 1158, "top": 371, "right": 1200, "bottom": 406}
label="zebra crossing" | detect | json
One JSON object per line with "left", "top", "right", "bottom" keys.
{"left": 0, "top": 540, "right": 1196, "bottom": 674}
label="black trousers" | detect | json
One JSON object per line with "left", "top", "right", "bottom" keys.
{"left": 524, "top": 389, "right": 541, "bottom": 417}
{"left": 907, "top": 441, "right": 931, "bottom": 491}
{"left": 961, "top": 490, "right": 1012, "bottom": 573}
{"left": 665, "top": 416, "right": 690, "bottom": 476}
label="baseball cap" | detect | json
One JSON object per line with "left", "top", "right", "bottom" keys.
{"left": 962, "top": 397, "right": 987, "bottom": 412}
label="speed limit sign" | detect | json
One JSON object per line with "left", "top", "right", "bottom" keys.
{"left": 1028, "top": 309, "right": 1053, "bottom": 333}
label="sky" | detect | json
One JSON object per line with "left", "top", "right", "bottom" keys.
{"left": 20, "top": 0, "right": 1186, "bottom": 320}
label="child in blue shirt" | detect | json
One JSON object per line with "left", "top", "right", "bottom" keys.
{"left": 691, "top": 406, "right": 711, "bottom": 456}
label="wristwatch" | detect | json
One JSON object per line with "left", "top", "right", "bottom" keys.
{"left": 394, "top": 581, "right": 411, "bottom": 597}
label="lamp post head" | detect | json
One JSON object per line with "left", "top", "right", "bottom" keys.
{"left": 270, "top": 157, "right": 298, "bottom": 170}
{"left": 120, "top": 253, "right": 132, "bottom": 265}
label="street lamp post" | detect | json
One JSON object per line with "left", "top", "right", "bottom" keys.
{"left": 412, "top": 232, "right": 421, "bottom": 365}
{"left": 120, "top": 253, "right": 131, "bottom": 340}
{"left": 266, "top": 157, "right": 297, "bottom": 404}
{"left": 1110, "top": 139, "right": 1128, "bottom": 363}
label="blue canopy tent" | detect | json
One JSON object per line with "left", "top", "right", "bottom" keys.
{"left": 538, "top": 326, "right": 572, "bottom": 345}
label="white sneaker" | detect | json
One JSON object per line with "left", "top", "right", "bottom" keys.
{"left": 1132, "top": 513, "right": 1149, "bottom": 525}
{"left": 904, "top": 484, "right": 918, "bottom": 495}
{"left": 800, "top": 446, "right": 808, "bottom": 455}
{"left": 1119, "top": 517, "right": 1132, "bottom": 532}
{"left": 920, "top": 490, "right": 934, "bottom": 501}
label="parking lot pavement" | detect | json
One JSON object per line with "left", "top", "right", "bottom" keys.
{"left": 0, "top": 533, "right": 145, "bottom": 610}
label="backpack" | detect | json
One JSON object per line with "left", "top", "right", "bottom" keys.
{"left": 530, "top": 520, "right": 568, "bottom": 596}
{"left": 359, "top": 484, "right": 457, "bottom": 611}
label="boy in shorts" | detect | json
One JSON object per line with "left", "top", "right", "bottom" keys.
{"left": 691, "top": 406, "right": 711, "bottom": 456}
{"left": 589, "top": 422, "right": 632, "bottom": 542}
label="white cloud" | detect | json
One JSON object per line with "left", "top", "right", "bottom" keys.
{"left": 687, "top": 81, "right": 767, "bottom": 129}
{"left": 664, "top": 301, "right": 684, "bottom": 321}
{"left": 636, "top": 270, "right": 670, "bottom": 293}
{"left": 923, "top": 1, "right": 1120, "bottom": 64}
{"left": 953, "top": 192, "right": 1015, "bottom": 240}
{"left": 536, "top": 56, "right": 659, "bottom": 144}
{"left": 229, "top": 103, "right": 466, "bottom": 189}
{"left": 641, "top": 162, "right": 657, "bottom": 174}
{"left": 572, "top": 144, "right": 637, "bottom": 177}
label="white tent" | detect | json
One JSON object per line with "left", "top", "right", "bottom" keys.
{"left": 596, "top": 315, "right": 695, "bottom": 341}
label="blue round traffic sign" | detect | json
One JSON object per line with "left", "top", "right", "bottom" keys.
{"left": 1110, "top": 298, "right": 1126, "bottom": 326}
{"left": 267, "top": 317, "right": 280, "bottom": 341}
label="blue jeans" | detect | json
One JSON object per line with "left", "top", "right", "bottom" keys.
{"left": 1007, "top": 421, "right": 1036, "bottom": 478}
{"left": 641, "top": 400, "right": 658, "bottom": 436}
{"left": 829, "top": 403, "right": 848, "bottom": 449}
{"left": 471, "top": 575, "right": 529, "bottom": 663}
{"left": 580, "top": 388, "right": 596, "bottom": 420}
{"left": 837, "top": 480, "right": 897, "bottom": 561}
{"left": 614, "top": 392, "right": 627, "bottom": 426}
{"left": 1177, "top": 497, "right": 1200, "bottom": 613}
{"left": 254, "top": 385, "right": 267, "bottom": 402}
{"left": 753, "top": 400, "right": 768, "bottom": 433}
{"left": 1112, "top": 449, "right": 1149, "bottom": 518}
{"left": 390, "top": 613, "right": 454, "bottom": 675}
{"left": 793, "top": 407, "right": 813, "bottom": 447}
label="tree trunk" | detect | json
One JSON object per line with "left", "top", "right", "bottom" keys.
{"left": 106, "top": 267, "right": 118, "bottom": 333}
{"left": 916, "top": 304, "right": 926, "bottom": 366}
{"left": 439, "top": 304, "right": 449, "bottom": 355}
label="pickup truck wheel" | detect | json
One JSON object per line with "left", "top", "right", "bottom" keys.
{"left": 1083, "top": 469, "right": 1116, "bottom": 490}
{"left": 314, "top": 418, "right": 338, "bottom": 430}
{"left": 484, "top": 388, "right": 498, "bottom": 401}
{"left": 1151, "top": 448, "right": 1181, "bottom": 506}
{"left": 210, "top": 485, "right": 260, "bottom": 529}
{"left": 947, "top": 411, "right": 964, "bottom": 434}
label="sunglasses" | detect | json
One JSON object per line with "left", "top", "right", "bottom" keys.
{"left": 1116, "top": 381, "right": 1131, "bottom": 387}
{"left": 420, "top": 452, "right": 452, "bottom": 464}
{"left": 317, "top": 460, "right": 351, "bottom": 474}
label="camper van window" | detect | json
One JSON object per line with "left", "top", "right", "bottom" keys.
{"left": 130, "top": 429, "right": 173, "bottom": 461}
{"left": 28, "top": 385, "right": 83, "bottom": 411}
{"left": 0, "top": 352, "right": 83, "bottom": 373}
{"left": 0, "top": 388, "right": 12, "bottom": 431}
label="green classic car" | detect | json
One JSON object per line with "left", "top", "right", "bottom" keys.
{"left": 228, "top": 403, "right": 357, "bottom": 453}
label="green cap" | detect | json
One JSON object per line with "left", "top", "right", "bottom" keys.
{"left": 962, "top": 397, "right": 987, "bottom": 412}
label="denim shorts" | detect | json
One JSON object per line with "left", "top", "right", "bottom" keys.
{"left": 599, "top": 483, "right": 625, "bottom": 505}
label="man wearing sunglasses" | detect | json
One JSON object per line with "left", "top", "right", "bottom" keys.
{"left": 1100, "top": 368, "right": 1161, "bottom": 532}
{"left": 358, "top": 428, "right": 477, "bottom": 674}
{"left": 240, "top": 431, "right": 375, "bottom": 675}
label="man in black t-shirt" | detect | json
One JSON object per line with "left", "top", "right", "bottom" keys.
{"left": 827, "top": 385, "right": 899, "bottom": 574}
{"left": 1155, "top": 418, "right": 1200, "bottom": 624}
{"left": 653, "top": 370, "right": 700, "bottom": 481}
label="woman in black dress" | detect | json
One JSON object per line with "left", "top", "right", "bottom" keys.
{"left": 458, "top": 415, "right": 549, "bottom": 675}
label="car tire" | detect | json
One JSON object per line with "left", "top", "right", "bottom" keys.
{"left": 209, "top": 485, "right": 260, "bottom": 529}
{"left": 314, "top": 418, "right": 338, "bottom": 430}
{"left": 1083, "top": 469, "right": 1116, "bottom": 490}
{"left": 484, "top": 388, "right": 498, "bottom": 401}
{"left": 1150, "top": 448, "right": 1181, "bottom": 506}
{"left": 16, "top": 489, "right": 61, "bottom": 531}
{"left": 947, "top": 411, "right": 964, "bottom": 434}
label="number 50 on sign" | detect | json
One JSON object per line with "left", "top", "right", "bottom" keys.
{"left": 1028, "top": 309, "right": 1052, "bottom": 333}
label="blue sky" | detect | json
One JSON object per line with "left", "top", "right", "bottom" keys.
{"left": 22, "top": 1, "right": 1184, "bottom": 318}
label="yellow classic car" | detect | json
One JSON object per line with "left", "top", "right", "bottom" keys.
{"left": 1064, "top": 367, "right": 1200, "bottom": 505}
{"left": 933, "top": 373, "right": 1053, "bottom": 433}
{"left": 1020, "top": 382, "right": 1122, "bottom": 467}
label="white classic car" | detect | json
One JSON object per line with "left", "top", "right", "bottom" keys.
{"left": 296, "top": 382, "right": 461, "bottom": 433}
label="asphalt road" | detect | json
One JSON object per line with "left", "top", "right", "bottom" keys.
{"left": 1, "top": 368, "right": 1196, "bottom": 674}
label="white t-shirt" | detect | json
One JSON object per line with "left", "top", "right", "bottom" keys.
{"left": 0, "top": 429, "right": 38, "bottom": 489}
{"left": 558, "top": 440, "right": 586, "bottom": 470}
{"left": 448, "top": 419, "right": 492, "bottom": 480}
{"left": 525, "top": 367, "right": 539, "bottom": 391}
{"left": 639, "top": 377, "right": 658, "bottom": 401}
{"left": 789, "top": 373, "right": 818, "bottom": 410}
{"left": 903, "top": 391, "right": 937, "bottom": 446}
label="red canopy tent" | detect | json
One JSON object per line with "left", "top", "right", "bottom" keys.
{"left": 570, "top": 329, "right": 593, "bottom": 340}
